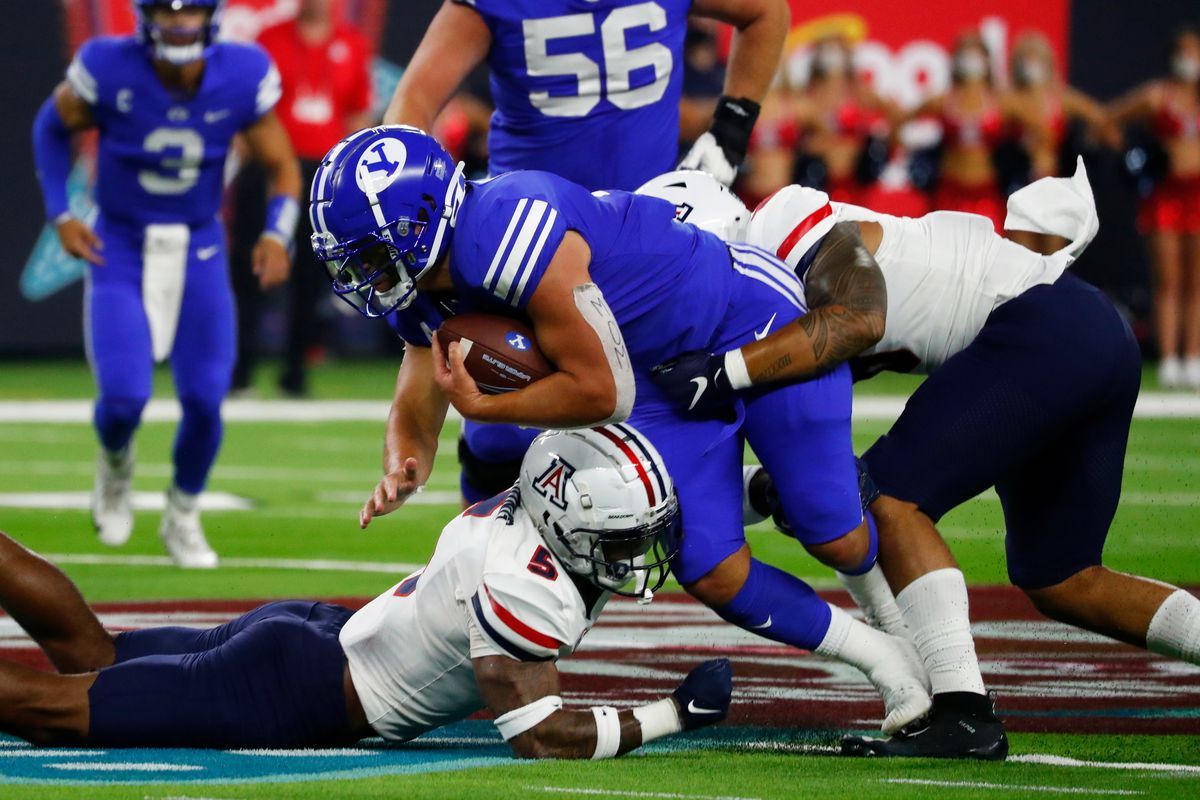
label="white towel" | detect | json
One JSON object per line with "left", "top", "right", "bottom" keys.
{"left": 142, "top": 224, "right": 189, "bottom": 363}
{"left": 1003, "top": 156, "right": 1100, "bottom": 272}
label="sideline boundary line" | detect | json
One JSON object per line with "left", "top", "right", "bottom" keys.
{"left": 1, "top": 393, "right": 1200, "bottom": 424}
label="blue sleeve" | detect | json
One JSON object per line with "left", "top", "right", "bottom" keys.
{"left": 225, "top": 44, "right": 281, "bottom": 129}
{"left": 460, "top": 194, "right": 568, "bottom": 311}
{"left": 65, "top": 40, "right": 104, "bottom": 109}
{"left": 32, "top": 97, "right": 73, "bottom": 220}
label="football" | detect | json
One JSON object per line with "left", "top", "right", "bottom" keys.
{"left": 435, "top": 313, "right": 555, "bottom": 394}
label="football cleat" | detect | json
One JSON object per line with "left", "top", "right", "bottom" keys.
{"left": 92, "top": 447, "right": 135, "bottom": 547}
{"left": 159, "top": 486, "right": 218, "bottom": 569}
{"left": 841, "top": 692, "right": 1008, "bottom": 761}
{"left": 863, "top": 630, "right": 933, "bottom": 735}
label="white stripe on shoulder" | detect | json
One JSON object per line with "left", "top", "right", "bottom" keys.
{"left": 483, "top": 198, "right": 528, "bottom": 291}
{"left": 66, "top": 57, "right": 98, "bottom": 104}
{"left": 731, "top": 261, "right": 806, "bottom": 311}
{"left": 730, "top": 245, "right": 806, "bottom": 308}
{"left": 493, "top": 201, "right": 549, "bottom": 304}
{"left": 255, "top": 62, "right": 282, "bottom": 115}
{"left": 509, "top": 208, "right": 557, "bottom": 306}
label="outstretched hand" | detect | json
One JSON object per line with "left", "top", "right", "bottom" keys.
{"left": 672, "top": 658, "right": 733, "bottom": 730}
{"left": 360, "top": 457, "right": 421, "bottom": 529}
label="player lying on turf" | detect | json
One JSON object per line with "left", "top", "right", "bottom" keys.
{"left": 647, "top": 163, "right": 1200, "bottom": 759}
{"left": 0, "top": 426, "right": 733, "bottom": 756}
{"left": 311, "top": 126, "right": 932, "bottom": 736}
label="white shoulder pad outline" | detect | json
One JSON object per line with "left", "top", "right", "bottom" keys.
{"left": 481, "top": 198, "right": 562, "bottom": 308}
{"left": 255, "top": 61, "right": 283, "bottom": 117}
{"left": 66, "top": 48, "right": 100, "bottom": 105}
{"left": 747, "top": 185, "right": 837, "bottom": 272}
{"left": 469, "top": 554, "right": 585, "bottom": 662}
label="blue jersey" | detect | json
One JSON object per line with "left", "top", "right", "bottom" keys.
{"left": 66, "top": 36, "right": 281, "bottom": 226}
{"left": 459, "top": 0, "right": 688, "bottom": 191}
{"left": 435, "top": 170, "right": 757, "bottom": 369}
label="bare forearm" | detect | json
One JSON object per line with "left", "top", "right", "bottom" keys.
{"left": 468, "top": 371, "right": 617, "bottom": 428}
{"left": 741, "top": 307, "right": 878, "bottom": 383}
{"left": 721, "top": 3, "right": 789, "bottom": 102}
{"left": 382, "top": 405, "right": 440, "bottom": 479}
{"left": 512, "top": 709, "right": 642, "bottom": 759}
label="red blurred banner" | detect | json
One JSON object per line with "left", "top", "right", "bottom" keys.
{"left": 774, "top": 0, "right": 1069, "bottom": 107}
{"left": 61, "top": 0, "right": 386, "bottom": 50}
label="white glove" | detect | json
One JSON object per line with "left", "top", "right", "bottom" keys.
{"left": 679, "top": 132, "right": 737, "bottom": 187}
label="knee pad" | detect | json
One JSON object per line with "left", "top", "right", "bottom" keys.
{"left": 458, "top": 436, "right": 523, "bottom": 500}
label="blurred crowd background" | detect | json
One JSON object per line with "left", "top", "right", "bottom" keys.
{"left": 5, "top": 0, "right": 1200, "bottom": 389}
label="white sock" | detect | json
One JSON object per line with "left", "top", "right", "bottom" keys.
{"left": 837, "top": 564, "right": 910, "bottom": 637}
{"left": 1147, "top": 590, "right": 1200, "bottom": 663}
{"left": 816, "top": 604, "right": 932, "bottom": 733}
{"left": 896, "top": 568, "right": 986, "bottom": 696}
{"left": 168, "top": 485, "right": 200, "bottom": 514}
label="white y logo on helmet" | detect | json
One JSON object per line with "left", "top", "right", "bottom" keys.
{"left": 533, "top": 457, "right": 576, "bottom": 511}
{"left": 355, "top": 138, "right": 408, "bottom": 197}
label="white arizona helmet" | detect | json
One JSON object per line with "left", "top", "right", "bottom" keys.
{"left": 519, "top": 426, "right": 680, "bottom": 601}
{"left": 636, "top": 169, "right": 750, "bottom": 242}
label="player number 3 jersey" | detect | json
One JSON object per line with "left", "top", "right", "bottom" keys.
{"left": 65, "top": 36, "right": 281, "bottom": 226}
{"left": 339, "top": 492, "right": 604, "bottom": 741}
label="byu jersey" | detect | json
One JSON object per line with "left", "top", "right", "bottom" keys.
{"left": 66, "top": 36, "right": 281, "bottom": 226}
{"left": 747, "top": 186, "right": 1081, "bottom": 373}
{"left": 458, "top": 0, "right": 688, "bottom": 190}
{"left": 340, "top": 492, "right": 601, "bottom": 741}
{"left": 427, "top": 170, "right": 739, "bottom": 369}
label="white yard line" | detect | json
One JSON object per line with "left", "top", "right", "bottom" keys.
{"left": 880, "top": 779, "right": 1142, "bottom": 796}
{"left": 1011, "top": 754, "right": 1200, "bottom": 774}
{"left": 530, "top": 788, "right": 761, "bottom": 800}
{"left": 1, "top": 393, "right": 1199, "bottom": 425}
{"left": 44, "top": 553, "right": 420, "bottom": 575}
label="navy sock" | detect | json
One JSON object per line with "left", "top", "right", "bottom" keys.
{"left": 715, "top": 559, "right": 832, "bottom": 651}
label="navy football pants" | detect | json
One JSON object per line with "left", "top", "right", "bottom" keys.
{"left": 863, "top": 274, "right": 1142, "bottom": 589}
{"left": 88, "top": 601, "right": 354, "bottom": 748}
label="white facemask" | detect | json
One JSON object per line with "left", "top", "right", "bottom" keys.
{"left": 1173, "top": 55, "right": 1200, "bottom": 82}
{"left": 955, "top": 51, "right": 988, "bottom": 81}
{"left": 1016, "top": 58, "right": 1048, "bottom": 87}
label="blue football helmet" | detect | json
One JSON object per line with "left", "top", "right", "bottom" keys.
{"left": 310, "top": 126, "right": 466, "bottom": 317}
{"left": 134, "top": 0, "right": 223, "bottom": 65}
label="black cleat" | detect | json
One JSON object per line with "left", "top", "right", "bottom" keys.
{"left": 840, "top": 692, "right": 1009, "bottom": 761}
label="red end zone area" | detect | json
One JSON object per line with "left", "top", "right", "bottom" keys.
{"left": 2, "top": 587, "right": 1196, "bottom": 738}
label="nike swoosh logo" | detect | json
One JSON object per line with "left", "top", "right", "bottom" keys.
{"left": 204, "top": 109, "right": 231, "bottom": 124}
{"left": 197, "top": 245, "right": 220, "bottom": 261}
{"left": 750, "top": 616, "right": 772, "bottom": 629}
{"left": 687, "top": 700, "right": 722, "bottom": 715}
{"left": 755, "top": 313, "right": 777, "bottom": 341}
{"left": 687, "top": 377, "right": 707, "bottom": 411}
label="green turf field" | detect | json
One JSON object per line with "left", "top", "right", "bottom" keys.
{"left": 0, "top": 359, "right": 1198, "bottom": 799}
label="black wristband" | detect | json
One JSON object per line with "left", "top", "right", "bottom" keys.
{"left": 709, "top": 95, "right": 761, "bottom": 167}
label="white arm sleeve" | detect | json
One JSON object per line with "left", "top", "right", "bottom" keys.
{"left": 572, "top": 283, "right": 635, "bottom": 426}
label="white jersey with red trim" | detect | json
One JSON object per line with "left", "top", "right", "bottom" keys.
{"left": 747, "top": 185, "right": 1074, "bottom": 373}
{"left": 339, "top": 491, "right": 603, "bottom": 742}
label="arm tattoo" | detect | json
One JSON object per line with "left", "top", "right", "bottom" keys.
{"left": 797, "top": 222, "right": 887, "bottom": 372}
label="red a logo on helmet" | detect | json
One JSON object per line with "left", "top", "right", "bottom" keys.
{"left": 533, "top": 457, "right": 576, "bottom": 511}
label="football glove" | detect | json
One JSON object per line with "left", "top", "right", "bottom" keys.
{"left": 679, "top": 96, "right": 761, "bottom": 186}
{"left": 650, "top": 350, "right": 735, "bottom": 417}
{"left": 672, "top": 658, "right": 733, "bottom": 730}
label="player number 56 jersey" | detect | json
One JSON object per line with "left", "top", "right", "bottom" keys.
{"left": 459, "top": 0, "right": 689, "bottom": 190}
{"left": 339, "top": 491, "right": 603, "bottom": 741}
